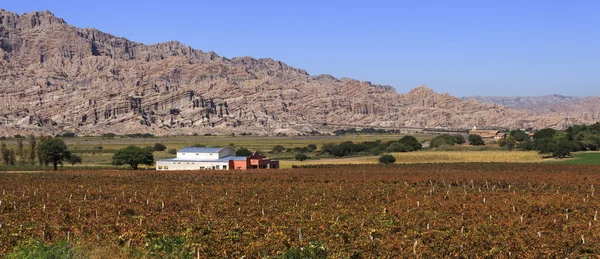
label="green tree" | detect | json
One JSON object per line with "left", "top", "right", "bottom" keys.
{"left": 40, "top": 138, "right": 71, "bottom": 170}
{"left": 399, "top": 135, "right": 423, "bottom": 150}
{"left": 112, "top": 145, "right": 154, "bottom": 170}
{"left": 167, "top": 149, "right": 177, "bottom": 155}
{"left": 236, "top": 148, "right": 253, "bottom": 157}
{"left": 386, "top": 143, "right": 410, "bottom": 153}
{"left": 153, "top": 143, "right": 167, "bottom": 152}
{"left": 533, "top": 128, "right": 556, "bottom": 140}
{"left": 67, "top": 154, "right": 82, "bottom": 166}
{"left": 518, "top": 139, "right": 536, "bottom": 151}
{"left": 430, "top": 134, "right": 457, "bottom": 148}
{"left": 1, "top": 142, "right": 15, "bottom": 166}
{"left": 295, "top": 153, "right": 308, "bottom": 162}
{"left": 28, "top": 135, "right": 37, "bottom": 165}
{"left": 468, "top": 135, "right": 485, "bottom": 146}
{"left": 452, "top": 134, "right": 467, "bottom": 145}
{"left": 16, "top": 138, "right": 24, "bottom": 165}
{"left": 37, "top": 135, "right": 48, "bottom": 166}
{"left": 271, "top": 145, "right": 286, "bottom": 153}
{"left": 510, "top": 129, "right": 530, "bottom": 142}
{"left": 378, "top": 154, "right": 396, "bottom": 164}
{"left": 497, "top": 138, "right": 507, "bottom": 147}
{"left": 504, "top": 136, "right": 517, "bottom": 151}
{"left": 307, "top": 144, "right": 318, "bottom": 152}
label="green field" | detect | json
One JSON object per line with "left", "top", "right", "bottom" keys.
{"left": 554, "top": 152, "right": 600, "bottom": 165}
{"left": 57, "top": 134, "right": 432, "bottom": 166}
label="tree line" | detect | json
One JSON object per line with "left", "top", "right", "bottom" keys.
{"left": 511, "top": 123, "right": 600, "bottom": 158}
{"left": 0, "top": 136, "right": 81, "bottom": 170}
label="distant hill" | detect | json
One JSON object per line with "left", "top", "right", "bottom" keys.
{"left": 462, "top": 95, "right": 600, "bottom": 115}
{"left": 0, "top": 9, "right": 599, "bottom": 136}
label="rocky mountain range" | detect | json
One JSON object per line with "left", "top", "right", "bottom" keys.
{"left": 462, "top": 95, "right": 600, "bottom": 115}
{"left": 0, "top": 9, "right": 599, "bottom": 136}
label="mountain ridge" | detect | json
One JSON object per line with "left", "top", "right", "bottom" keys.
{"left": 0, "top": 9, "right": 599, "bottom": 136}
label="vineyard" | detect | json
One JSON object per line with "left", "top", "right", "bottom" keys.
{"left": 1, "top": 164, "right": 600, "bottom": 258}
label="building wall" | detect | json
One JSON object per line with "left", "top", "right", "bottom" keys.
{"left": 156, "top": 160, "right": 229, "bottom": 170}
{"left": 230, "top": 160, "right": 249, "bottom": 170}
{"left": 219, "top": 148, "right": 236, "bottom": 158}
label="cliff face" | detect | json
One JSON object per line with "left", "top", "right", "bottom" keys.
{"left": 0, "top": 10, "right": 597, "bottom": 136}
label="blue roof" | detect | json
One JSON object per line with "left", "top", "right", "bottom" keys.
{"left": 157, "top": 156, "right": 247, "bottom": 163}
{"left": 178, "top": 147, "right": 227, "bottom": 153}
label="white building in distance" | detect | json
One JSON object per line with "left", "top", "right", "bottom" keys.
{"left": 156, "top": 147, "right": 246, "bottom": 170}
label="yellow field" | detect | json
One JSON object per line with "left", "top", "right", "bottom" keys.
{"left": 279, "top": 150, "right": 543, "bottom": 168}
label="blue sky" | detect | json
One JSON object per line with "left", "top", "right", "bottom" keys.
{"left": 3, "top": 0, "right": 599, "bottom": 96}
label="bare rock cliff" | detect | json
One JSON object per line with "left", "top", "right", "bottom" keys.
{"left": 0, "top": 10, "right": 597, "bottom": 136}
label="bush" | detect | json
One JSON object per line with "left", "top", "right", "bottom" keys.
{"left": 236, "top": 148, "right": 253, "bottom": 157}
{"left": 153, "top": 143, "right": 167, "bottom": 152}
{"left": 168, "top": 149, "right": 177, "bottom": 155}
{"left": 386, "top": 143, "right": 411, "bottom": 153}
{"left": 68, "top": 154, "right": 82, "bottom": 166}
{"left": 295, "top": 153, "right": 308, "bottom": 162}
{"left": 101, "top": 133, "right": 117, "bottom": 138}
{"left": 7, "top": 240, "right": 78, "bottom": 259}
{"left": 55, "top": 132, "right": 77, "bottom": 138}
{"left": 452, "top": 134, "right": 467, "bottom": 145}
{"left": 518, "top": 139, "right": 536, "bottom": 151}
{"left": 307, "top": 144, "right": 317, "bottom": 151}
{"left": 533, "top": 128, "right": 556, "bottom": 140}
{"left": 378, "top": 154, "right": 396, "bottom": 164}
{"left": 399, "top": 135, "right": 423, "bottom": 150}
{"left": 430, "top": 135, "right": 457, "bottom": 148}
{"left": 145, "top": 235, "right": 194, "bottom": 258}
{"left": 276, "top": 241, "right": 327, "bottom": 259}
{"left": 271, "top": 145, "right": 286, "bottom": 153}
{"left": 468, "top": 135, "right": 485, "bottom": 146}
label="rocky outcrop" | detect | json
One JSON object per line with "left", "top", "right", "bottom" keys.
{"left": 0, "top": 9, "right": 598, "bottom": 136}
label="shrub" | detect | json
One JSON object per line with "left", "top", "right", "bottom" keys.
{"left": 295, "top": 153, "right": 308, "bottom": 162}
{"left": 399, "top": 135, "right": 423, "bottom": 150}
{"left": 68, "top": 154, "right": 82, "bottom": 166}
{"left": 452, "top": 134, "right": 467, "bottom": 145}
{"left": 153, "top": 143, "right": 167, "bottom": 152}
{"left": 430, "top": 135, "right": 457, "bottom": 148}
{"left": 145, "top": 235, "right": 194, "bottom": 258}
{"left": 307, "top": 144, "right": 317, "bottom": 151}
{"left": 271, "top": 145, "right": 286, "bottom": 153}
{"left": 236, "top": 148, "right": 253, "bottom": 157}
{"left": 7, "top": 240, "right": 78, "bottom": 259}
{"left": 518, "top": 139, "right": 536, "bottom": 151}
{"left": 168, "top": 149, "right": 177, "bottom": 155}
{"left": 386, "top": 143, "right": 411, "bottom": 153}
{"left": 101, "top": 133, "right": 117, "bottom": 138}
{"left": 276, "top": 241, "right": 327, "bottom": 259}
{"left": 378, "top": 154, "right": 396, "bottom": 164}
{"left": 468, "top": 135, "right": 485, "bottom": 146}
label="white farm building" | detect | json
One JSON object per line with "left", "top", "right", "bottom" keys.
{"left": 156, "top": 147, "right": 247, "bottom": 170}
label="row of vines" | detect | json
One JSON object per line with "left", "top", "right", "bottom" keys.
{"left": 1, "top": 163, "right": 599, "bottom": 257}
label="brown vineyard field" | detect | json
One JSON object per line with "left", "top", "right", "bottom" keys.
{"left": 1, "top": 163, "right": 600, "bottom": 258}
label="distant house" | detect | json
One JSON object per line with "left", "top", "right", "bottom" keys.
{"left": 468, "top": 129, "right": 502, "bottom": 140}
{"left": 156, "top": 147, "right": 278, "bottom": 170}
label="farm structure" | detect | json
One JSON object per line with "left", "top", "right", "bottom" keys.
{"left": 156, "top": 147, "right": 278, "bottom": 170}
{"left": 468, "top": 129, "right": 504, "bottom": 140}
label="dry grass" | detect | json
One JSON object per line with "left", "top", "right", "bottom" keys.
{"left": 280, "top": 150, "right": 543, "bottom": 168}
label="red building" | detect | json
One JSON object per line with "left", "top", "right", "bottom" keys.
{"left": 229, "top": 152, "right": 279, "bottom": 170}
